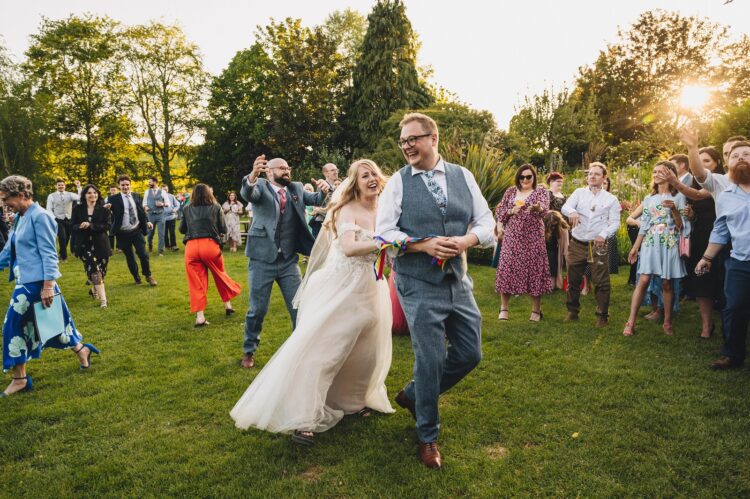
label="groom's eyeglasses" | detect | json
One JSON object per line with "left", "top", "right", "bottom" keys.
{"left": 398, "top": 134, "right": 432, "bottom": 148}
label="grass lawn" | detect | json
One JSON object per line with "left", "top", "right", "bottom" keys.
{"left": 1, "top": 249, "right": 749, "bottom": 497}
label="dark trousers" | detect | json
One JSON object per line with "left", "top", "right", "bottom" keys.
{"left": 720, "top": 258, "right": 750, "bottom": 363}
{"left": 309, "top": 219, "right": 322, "bottom": 239}
{"left": 109, "top": 234, "right": 116, "bottom": 251}
{"left": 117, "top": 229, "right": 152, "bottom": 281}
{"left": 164, "top": 219, "right": 177, "bottom": 248}
{"left": 55, "top": 218, "right": 72, "bottom": 260}
{"left": 566, "top": 238, "right": 611, "bottom": 317}
{"left": 627, "top": 226, "right": 639, "bottom": 285}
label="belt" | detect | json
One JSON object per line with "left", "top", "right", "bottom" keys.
{"left": 571, "top": 236, "right": 592, "bottom": 245}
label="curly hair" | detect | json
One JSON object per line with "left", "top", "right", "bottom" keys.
{"left": 326, "top": 159, "right": 388, "bottom": 236}
{"left": 0, "top": 175, "right": 33, "bottom": 199}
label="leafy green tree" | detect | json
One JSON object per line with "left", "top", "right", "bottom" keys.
{"left": 322, "top": 8, "right": 367, "bottom": 81}
{"left": 123, "top": 22, "right": 210, "bottom": 190}
{"left": 23, "top": 14, "right": 132, "bottom": 185}
{"left": 343, "top": 0, "right": 432, "bottom": 152}
{"left": 710, "top": 99, "right": 750, "bottom": 146}
{"left": 576, "top": 10, "right": 727, "bottom": 145}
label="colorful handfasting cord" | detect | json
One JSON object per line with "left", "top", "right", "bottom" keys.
{"left": 372, "top": 235, "right": 448, "bottom": 280}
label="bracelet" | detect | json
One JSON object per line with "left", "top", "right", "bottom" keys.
{"left": 701, "top": 255, "right": 713, "bottom": 262}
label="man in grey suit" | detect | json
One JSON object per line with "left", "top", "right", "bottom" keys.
{"left": 376, "top": 113, "right": 495, "bottom": 469}
{"left": 239, "top": 155, "right": 329, "bottom": 368}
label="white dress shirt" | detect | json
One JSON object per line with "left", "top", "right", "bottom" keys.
{"left": 121, "top": 193, "right": 140, "bottom": 230}
{"left": 697, "top": 171, "right": 731, "bottom": 201}
{"left": 561, "top": 186, "right": 621, "bottom": 241}
{"left": 376, "top": 158, "right": 495, "bottom": 247}
{"left": 45, "top": 189, "right": 81, "bottom": 219}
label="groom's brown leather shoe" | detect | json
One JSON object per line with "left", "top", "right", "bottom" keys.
{"left": 419, "top": 442, "right": 442, "bottom": 469}
{"left": 395, "top": 390, "right": 416, "bottom": 420}
{"left": 240, "top": 353, "right": 255, "bottom": 369}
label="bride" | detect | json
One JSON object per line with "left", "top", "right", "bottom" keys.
{"left": 230, "top": 159, "right": 394, "bottom": 445}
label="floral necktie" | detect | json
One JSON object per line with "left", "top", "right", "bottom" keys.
{"left": 423, "top": 170, "right": 447, "bottom": 216}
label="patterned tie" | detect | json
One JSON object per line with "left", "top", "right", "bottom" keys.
{"left": 278, "top": 188, "right": 287, "bottom": 215}
{"left": 423, "top": 170, "right": 447, "bottom": 216}
{"left": 126, "top": 195, "right": 137, "bottom": 225}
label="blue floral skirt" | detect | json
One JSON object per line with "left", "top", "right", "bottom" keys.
{"left": 2, "top": 281, "right": 82, "bottom": 371}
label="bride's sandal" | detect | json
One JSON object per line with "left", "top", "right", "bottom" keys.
{"left": 623, "top": 322, "right": 635, "bottom": 337}
{"left": 292, "top": 430, "right": 315, "bottom": 446}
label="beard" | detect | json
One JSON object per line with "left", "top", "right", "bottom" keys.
{"left": 274, "top": 175, "right": 292, "bottom": 187}
{"left": 730, "top": 160, "right": 750, "bottom": 185}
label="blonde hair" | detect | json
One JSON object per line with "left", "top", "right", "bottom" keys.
{"left": 588, "top": 161, "right": 608, "bottom": 176}
{"left": 327, "top": 159, "right": 388, "bottom": 236}
{"left": 399, "top": 112, "right": 439, "bottom": 139}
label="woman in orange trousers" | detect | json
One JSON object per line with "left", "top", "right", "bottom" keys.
{"left": 180, "top": 184, "right": 242, "bottom": 327}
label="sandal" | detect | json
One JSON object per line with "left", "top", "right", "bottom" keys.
{"left": 194, "top": 320, "right": 210, "bottom": 328}
{"left": 498, "top": 309, "right": 509, "bottom": 320}
{"left": 529, "top": 310, "right": 543, "bottom": 322}
{"left": 357, "top": 407, "right": 373, "bottom": 418}
{"left": 73, "top": 343, "right": 100, "bottom": 369}
{"left": 623, "top": 321, "right": 635, "bottom": 337}
{"left": 292, "top": 430, "right": 315, "bottom": 446}
{"left": 662, "top": 322, "right": 673, "bottom": 336}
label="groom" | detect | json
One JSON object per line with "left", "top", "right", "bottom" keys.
{"left": 240, "top": 155, "right": 329, "bottom": 369}
{"left": 376, "top": 113, "right": 494, "bottom": 469}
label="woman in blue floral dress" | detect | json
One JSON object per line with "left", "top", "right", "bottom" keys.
{"left": 0, "top": 175, "right": 99, "bottom": 398}
{"left": 623, "top": 161, "right": 687, "bottom": 336}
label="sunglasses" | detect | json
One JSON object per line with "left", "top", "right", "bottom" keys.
{"left": 519, "top": 174, "right": 534, "bottom": 180}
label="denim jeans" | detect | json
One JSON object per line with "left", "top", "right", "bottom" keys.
{"left": 720, "top": 257, "right": 750, "bottom": 362}
{"left": 396, "top": 273, "right": 482, "bottom": 443}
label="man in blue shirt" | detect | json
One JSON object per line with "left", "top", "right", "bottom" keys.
{"left": 696, "top": 141, "right": 750, "bottom": 370}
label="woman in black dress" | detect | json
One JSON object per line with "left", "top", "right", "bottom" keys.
{"left": 72, "top": 185, "right": 112, "bottom": 308}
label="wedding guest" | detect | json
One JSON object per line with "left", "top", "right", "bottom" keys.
{"left": 625, "top": 199, "right": 642, "bottom": 285}
{"left": 696, "top": 141, "right": 750, "bottom": 369}
{"left": 72, "top": 185, "right": 112, "bottom": 308}
{"left": 495, "top": 165, "right": 551, "bottom": 321}
{"left": 377, "top": 112, "right": 495, "bottom": 469}
{"left": 106, "top": 175, "right": 157, "bottom": 286}
{"left": 231, "top": 160, "right": 393, "bottom": 446}
{"left": 602, "top": 178, "right": 620, "bottom": 274}
{"left": 561, "top": 162, "right": 621, "bottom": 327}
{"left": 45, "top": 178, "right": 82, "bottom": 262}
{"left": 162, "top": 184, "right": 179, "bottom": 252}
{"left": 0, "top": 175, "right": 100, "bottom": 397}
{"left": 670, "top": 154, "right": 693, "bottom": 187}
{"left": 308, "top": 163, "right": 339, "bottom": 238}
{"left": 239, "top": 155, "right": 328, "bottom": 369}
{"left": 545, "top": 172, "right": 568, "bottom": 289}
{"left": 303, "top": 183, "right": 315, "bottom": 224}
{"left": 180, "top": 184, "right": 241, "bottom": 327}
{"left": 222, "top": 191, "right": 245, "bottom": 253}
{"left": 143, "top": 176, "right": 167, "bottom": 255}
{"left": 684, "top": 129, "right": 747, "bottom": 201}
{"left": 107, "top": 186, "right": 118, "bottom": 251}
{"left": 623, "top": 161, "right": 687, "bottom": 336}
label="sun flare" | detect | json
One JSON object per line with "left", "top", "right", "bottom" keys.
{"left": 678, "top": 84, "right": 714, "bottom": 112}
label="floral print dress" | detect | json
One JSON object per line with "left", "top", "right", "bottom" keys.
{"left": 637, "top": 193, "right": 687, "bottom": 279}
{"left": 2, "top": 225, "right": 82, "bottom": 371}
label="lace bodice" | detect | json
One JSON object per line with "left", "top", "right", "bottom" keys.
{"left": 325, "top": 222, "right": 377, "bottom": 280}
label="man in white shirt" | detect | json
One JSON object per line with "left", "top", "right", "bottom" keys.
{"left": 376, "top": 112, "right": 494, "bottom": 470}
{"left": 561, "top": 162, "right": 621, "bottom": 327}
{"left": 45, "top": 178, "right": 81, "bottom": 261}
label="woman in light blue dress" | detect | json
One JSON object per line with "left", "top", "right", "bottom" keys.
{"left": 0, "top": 176, "right": 99, "bottom": 398}
{"left": 623, "top": 161, "right": 687, "bottom": 336}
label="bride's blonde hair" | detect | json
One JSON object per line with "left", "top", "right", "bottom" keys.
{"left": 326, "top": 159, "right": 388, "bottom": 236}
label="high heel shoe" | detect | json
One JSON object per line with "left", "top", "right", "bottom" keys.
{"left": 0, "top": 375, "right": 33, "bottom": 397}
{"left": 74, "top": 343, "right": 100, "bottom": 369}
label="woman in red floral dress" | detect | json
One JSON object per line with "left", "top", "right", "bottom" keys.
{"left": 495, "top": 164, "right": 552, "bottom": 321}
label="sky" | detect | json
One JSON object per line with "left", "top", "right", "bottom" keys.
{"left": 2, "top": 0, "right": 748, "bottom": 129}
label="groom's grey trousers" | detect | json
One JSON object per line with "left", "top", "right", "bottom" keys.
{"left": 243, "top": 254, "right": 301, "bottom": 354}
{"left": 396, "top": 272, "right": 482, "bottom": 444}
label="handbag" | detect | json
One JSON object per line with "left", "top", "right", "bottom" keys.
{"left": 679, "top": 236, "right": 690, "bottom": 258}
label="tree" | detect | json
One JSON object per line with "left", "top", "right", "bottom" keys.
{"left": 190, "top": 44, "right": 273, "bottom": 197}
{"left": 342, "top": 0, "right": 433, "bottom": 152}
{"left": 576, "top": 10, "right": 727, "bottom": 145}
{"left": 322, "top": 8, "right": 367, "bottom": 82}
{"left": 23, "top": 14, "right": 132, "bottom": 185}
{"left": 123, "top": 22, "right": 209, "bottom": 190}
{"left": 710, "top": 99, "right": 750, "bottom": 147}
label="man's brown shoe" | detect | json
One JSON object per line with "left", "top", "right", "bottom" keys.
{"left": 395, "top": 390, "right": 416, "bottom": 420}
{"left": 711, "top": 356, "right": 743, "bottom": 370}
{"left": 595, "top": 317, "right": 609, "bottom": 328}
{"left": 564, "top": 312, "right": 579, "bottom": 322}
{"left": 240, "top": 353, "right": 256, "bottom": 369}
{"left": 146, "top": 276, "right": 158, "bottom": 286}
{"left": 419, "top": 442, "right": 442, "bottom": 469}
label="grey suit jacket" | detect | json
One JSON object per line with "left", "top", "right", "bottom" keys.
{"left": 240, "top": 176, "right": 324, "bottom": 262}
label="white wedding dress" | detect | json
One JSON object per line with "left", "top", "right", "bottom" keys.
{"left": 230, "top": 222, "right": 394, "bottom": 434}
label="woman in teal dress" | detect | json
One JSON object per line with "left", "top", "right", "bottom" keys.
{"left": 0, "top": 175, "right": 99, "bottom": 398}
{"left": 623, "top": 161, "right": 687, "bottom": 337}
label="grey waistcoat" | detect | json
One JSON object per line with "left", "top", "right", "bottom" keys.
{"left": 394, "top": 163, "right": 473, "bottom": 284}
{"left": 146, "top": 189, "right": 165, "bottom": 215}
{"left": 275, "top": 200, "right": 300, "bottom": 259}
